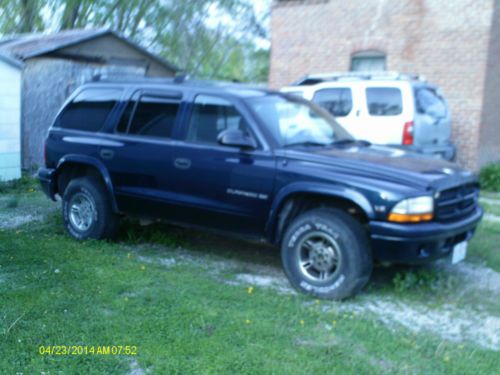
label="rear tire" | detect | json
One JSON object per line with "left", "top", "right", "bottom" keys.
{"left": 62, "top": 177, "right": 119, "bottom": 240}
{"left": 281, "top": 208, "right": 372, "bottom": 299}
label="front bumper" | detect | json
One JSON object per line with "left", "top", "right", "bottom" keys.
{"left": 369, "top": 206, "right": 483, "bottom": 264}
{"left": 38, "top": 167, "right": 57, "bottom": 201}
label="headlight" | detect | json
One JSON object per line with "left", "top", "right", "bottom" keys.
{"left": 387, "top": 196, "right": 434, "bottom": 223}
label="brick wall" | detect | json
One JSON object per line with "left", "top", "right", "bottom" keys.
{"left": 269, "top": 0, "right": 496, "bottom": 170}
{"left": 479, "top": 0, "right": 500, "bottom": 167}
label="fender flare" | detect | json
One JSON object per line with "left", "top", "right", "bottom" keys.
{"left": 265, "top": 182, "right": 375, "bottom": 242}
{"left": 54, "top": 154, "right": 119, "bottom": 213}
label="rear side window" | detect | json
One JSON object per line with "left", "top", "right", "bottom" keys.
{"left": 415, "top": 87, "right": 447, "bottom": 118}
{"left": 313, "top": 88, "right": 353, "bottom": 117}
{"left": 117, "top": 95, "right": 180, "bottom": 139}
{"left": 55, "top": 88, "right": 121, "bottom": 131}
{"left": 366, "top": 87, "right": 402, "bottom": 116}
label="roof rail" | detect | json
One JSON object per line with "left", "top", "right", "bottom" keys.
{"left": 90, "top": 73, "right": 190, "bottom": 84}
{"left": 292, "top": 71, "right": 426, "bottom": 86}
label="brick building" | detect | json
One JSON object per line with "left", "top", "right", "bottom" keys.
{"left": 269, "top": 0, "right": 499, "bottom": 170}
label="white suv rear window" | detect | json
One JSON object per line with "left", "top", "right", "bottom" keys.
{"left": 366, "top": 87, "right": 402, "bottom": 116}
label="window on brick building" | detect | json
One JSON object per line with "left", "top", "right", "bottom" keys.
{"left": 351, "top": 51, "right": 386, "bottom": 72}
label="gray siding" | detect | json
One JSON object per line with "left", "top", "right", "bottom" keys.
{"left": 22, "top": 58, "right": 145, "bottom": 170}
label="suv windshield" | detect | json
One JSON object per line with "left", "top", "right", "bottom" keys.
{"left": 247, "top": 95, "right": 353, "bottom": 147}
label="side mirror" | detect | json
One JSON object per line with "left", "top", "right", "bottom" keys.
{"left": 217, "top": 128, "right": 257, "bottom": 149}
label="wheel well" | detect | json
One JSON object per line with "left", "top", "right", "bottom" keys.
{"left": 55, "top": 163, "right": 105, "bottom": 197}
{"left": 273, "top": 193, "right": 369, "bottom": 245}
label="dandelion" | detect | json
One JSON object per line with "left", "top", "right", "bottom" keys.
{"left": 245, "top": 319, "right": 251, "bottom": 324}
{"left": 300, "top": 320, "right": 304, "bottom": 326}
{"left": 247, "top": 286, "right": 254, "bottom": 295}
{"left": 444, "top": 355, "right": 450, "bottom": 362}
{"left": 140, "top": 265, "right": 146, "bottom": 271}
{"left": 315, "top": 299, "right": 320, "bottom": 304}
{"left": 332, "top": 320, "right": 337, "bottom": 326}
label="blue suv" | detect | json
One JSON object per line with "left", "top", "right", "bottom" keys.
{"left": 38, "top": 79, "right": 483, "bottom": 299}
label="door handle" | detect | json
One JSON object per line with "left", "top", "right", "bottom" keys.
{"left": 100, "top": 149, "right": 114, "bottom": 160}
{"left": 174, "top": 158, "right": 191, "bottom": 170}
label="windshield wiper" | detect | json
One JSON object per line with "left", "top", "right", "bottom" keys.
{"left": 284, "top": 141, "right": 330, "bottom": 148}
{"left": 331, "top": 139, "right": 371, "bottom": 147}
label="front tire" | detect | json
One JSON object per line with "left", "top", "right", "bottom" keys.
{"left": 281, "top": 208, "right": 372, "bottom": 299}
{"left": 62, "top": 177, "right": 119, "bottom": 240}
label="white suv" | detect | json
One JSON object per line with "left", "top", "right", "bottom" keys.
{"left": 281, "top": 72, "right": 455, "bottom": 160}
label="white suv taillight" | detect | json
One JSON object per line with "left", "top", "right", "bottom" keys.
{"left": 402, "top": 121, "right": 414, "bottom": 145}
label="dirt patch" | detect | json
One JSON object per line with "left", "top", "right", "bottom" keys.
{"left": 133, "top": 244, "right": 295, "bottom": 294}
{"left": 334, "top": 297, "right": 500, "bottom": 351}
{"left": 133, "top": 243, "right": 500, "bottom": 351}
{"left": 0, "top": 213, "right": 44, "bottom": 229}
{"left": 451, "top": 262, "right": 500, "bottom": 293}
{"left": 128, "top": 359, "right": 146, "bottom": 375}
{"left": 232, "top": 273, "right": 295, "bottom": 295}
{"left": 481, "top": 198, "right": 500, "bottom": 206}
{"left": 484, "top": 214, "right": 500, "bottom": 223}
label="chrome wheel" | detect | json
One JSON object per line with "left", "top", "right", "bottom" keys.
{"left": 297, "top": 231, "right": 342, "bottom": 283}
{"left": 68, "top": 192, "right": 96, "bottom": 232}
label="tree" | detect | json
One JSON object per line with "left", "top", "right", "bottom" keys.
{"left": 0, "top": 0, "right": 45, "bottom": 33}
{"left": 0, "top": 0, "right": 270, "bottom": 83}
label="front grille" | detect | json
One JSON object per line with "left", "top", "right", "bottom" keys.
{"left": 435, "top": 183, "right": 479, "bottom": 222}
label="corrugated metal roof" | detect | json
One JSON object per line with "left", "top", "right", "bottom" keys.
{"left": 0, "top": 28, "right": 179, "bottom": 72}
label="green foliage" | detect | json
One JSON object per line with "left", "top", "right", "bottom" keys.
{"left": 0, "top": 0, "right": 271, "bottom": 83}
{"left": 4, "top": 197, "right": 19, "bottom": 209}
{"left": 479, "top": 163, "right": 500, "bottom": 192}
{"left": 392, "top": 270, "right": 449, "bottom": 293}
{"left": 392, "top": 268, "right": 457, "bottom": 295}
{"left": 0, "top": 174, "right": 38, "bottom": 194}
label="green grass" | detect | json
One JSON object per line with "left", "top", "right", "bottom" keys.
{"left": 0, "top": 189, "right": 499, "bottom": 374}
{"left": 480, "top": 201, "right": 500, "bottom": 217}
{"left": 0, "top": 174, "right": 39, "bottom": 194}
{"left": 468, "top": 220, "right": 500, "bottom": 272}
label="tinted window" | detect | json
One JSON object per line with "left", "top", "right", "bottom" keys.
{"left": 120, "top": 96, "right": 180, "bottom": 138}
{"left": 313, "top": 88, "right": 353, "bottom": 117}
{"left": 366, "top": 87, "right": 402, "bottom": 116}
{"left": 56, "top": 88, "right": 121, "bottom": 131}
{"left": 415, "top": 87, "right": 446, "bottom": 118}
{"left": 116, "top": 100, "right": 136, "bottom": 133}
{"left": 186, "top": 95, "right": 251, "bottom": 145}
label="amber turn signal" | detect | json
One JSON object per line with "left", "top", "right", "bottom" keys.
{"left": 387, "top": 212, "right": 433, "bottom": 223}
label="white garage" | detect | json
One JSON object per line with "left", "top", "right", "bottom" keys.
{"left": 0, "top": 52, "right": 21, "bottom": 181}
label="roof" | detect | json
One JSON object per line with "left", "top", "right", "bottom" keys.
{"left": 0, "top": 49, "right": 22, "bottom": 69}
{"left": 83, "top": 77, "right": 274, "bottom": 99}
{"left": 0, "top": 28, "right": 178, "bottom": 72}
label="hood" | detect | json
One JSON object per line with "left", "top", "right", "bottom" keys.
{"left": 283, "top": 144, "right": 477, "bottom": 190}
